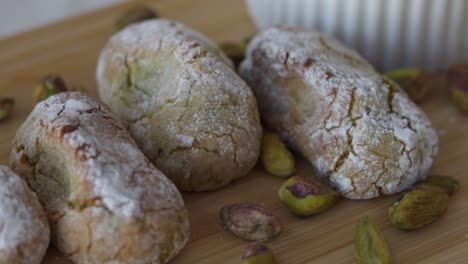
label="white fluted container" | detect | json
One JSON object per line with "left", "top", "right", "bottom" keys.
{"left": 246, "top": 0, "right": 468, "bottom": 71}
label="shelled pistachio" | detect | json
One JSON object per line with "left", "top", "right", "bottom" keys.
{"left": 278, "top": 176, "right": 339, "bottom": 216}
{"left": 355, "top": 216, "right": 391, "bottom": 264}
{"left": 0, "top": 97, "right": 14, "bottom": 121}
{"left": 447, "top": 64, "right": 468, "bottom": 114}
{"left": 241, "top": 243, "right": 275, "bottom": 264}
{"left": 388, "top": 184, "right": 449, "bottom": 230}
{"left": 115, "top": 6, "right": 159, "bottom": 32}
{"left": 385, "top": 67, "right": 428, "bottom": 102}
{"left": 261, "top": 132, "right": 295, "bottom": 178}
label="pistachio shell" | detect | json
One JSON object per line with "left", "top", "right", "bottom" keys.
{"left": 219, "top": 203, "right": 282, "bottom": 242}
{"left": 278, "top": 176, "right": 339, "bottom": 216}
{"left": 420, "top": 175, "right": 459, "bottom": 196}
{"left": 388, "top": 185, "right": 449, "bottom": 230}
{"left": 261, "top": 132, "right": 295, "bottom": 177}
{"left": 385, "top": 67, "right": 427, "bottom": 102}
{"left": 354, "top": 216, "right": 391, "bottom": 264}
{"left": 0, "top": 97, "right": 14, "bottom": 121}
{"left": 241, "top": 243, "right": 275, "bottom": 264}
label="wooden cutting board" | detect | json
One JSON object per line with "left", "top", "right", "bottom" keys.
{"left": 0, "top": 0, "right": 467, "bottom": 263}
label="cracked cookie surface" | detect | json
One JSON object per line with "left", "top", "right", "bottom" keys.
{"left": 10, "top": 92, "right": 189, "bottom": 264}
{"left": 97, "top": 19, "right": 262, "bottom": 192}
{"left": 0, "top": 166, "right": 50, "bottom": 264}
{"left": 240, "top": 26, "right": 438, "bottom": 199}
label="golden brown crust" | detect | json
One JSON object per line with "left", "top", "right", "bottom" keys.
{"left": 96, "top": 19, "right": 262, "bottom": 191}
{"left": 240, "top": 26, "right": 438, "bottom": 199}
{"left": 0, "top": 166, "right": 50, "bottom": 264}
{"left": 10, "top": 92, "right": 189, "bottom": 263}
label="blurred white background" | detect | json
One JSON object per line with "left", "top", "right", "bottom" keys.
{"left": 0, "top": 0, "right": 127, "bottom": 37}
{"left": 247, "top": 0, "right": 468, "bottom": 70}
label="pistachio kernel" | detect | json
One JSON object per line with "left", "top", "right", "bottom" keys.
{"left": 115, "top": 6, "right": 159, "bottom": 32}
{"left": 219, "top": 203, "right": 282, "bottom": 242}
{"left": 243, "top": 35, "right": 253, "bottom": 45}
{"left": 0, "top": 97, "right": 15, "bottom": 121}
{"left": 278, "top": 176, "right": 339, "bottom": 216}
{"left": 241, "top": 243, "right": 275, "bottom": 264}
{"left": 355, "top": 216, "right": 391, "bottom": 264}
{"left": 34, "top": 75, "right": 68, "bottom": 102}
{"left": 261, "top": 132, "right": 295, "bottom": 178}
{"left": 447, "top": 64, "right": 468, "bottom": 114}
{"left": 219, "top": 41, "right": 247, "bottom": 68}
{"left": 420, "top": 175, "right": 459, "bottom": 196}
{"left": 70, "top": 85, "right": 88, "bottom": 93}
{"left": 385, "top": 67, "right": 427, "bottom": 102}
{"left": 388, "top": 185, "right": 449, "bottom": 230}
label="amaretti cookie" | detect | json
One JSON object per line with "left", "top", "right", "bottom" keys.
{"left": 0, "top": 166, "right": 50, "bottom": 264}
{"left": 10, "top": 92, "right": 189, "bottom": 264}
{"left": 240, "top": 26, "right": 438, "bottom": 199}
{"left": 97, "top": 19, "right": 262, "bottom": 192}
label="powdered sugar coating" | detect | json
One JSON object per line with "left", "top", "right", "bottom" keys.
{"left": 10, "top": 92, "right": 189, "bottom": 263}
{"left": 240, "top": 26, "right": 438, "bottom": 199}
{"left": 0, "top": 166, "right": 50, "bottom": 264}
{"left": 97, "top": 19, "right": 261, "bottom": 191}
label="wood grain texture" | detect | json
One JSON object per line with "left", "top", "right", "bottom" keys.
{"left": 0, "top": 0, "right": 467, "bottom": 263}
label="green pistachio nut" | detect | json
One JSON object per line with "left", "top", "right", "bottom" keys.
{"left": 261, "top": 132, "right": 295, "bottom": 178}
{"left": 70, "top": 85, "right": 88, "bottom": 93}
{"left": 354, "top": 216, "right": 391, "bottom": 264}
{"left": 243, "top": 35, "right": 253, "bottom": 45}
{"left": 219, "top": 41, "right": 247, "bottom": 68}
{"left": 388, "top": 185, "right": 449, "bottom": 230}
{"left": 278, "top": 176, "right": 339, "bottom": 216}
{"left": 385, "top": 67, "right": 427, "bottom": 102}
{"left": 451, "top": 88, "right": 468, "bottom": 113}
{"left": 447, "top": 64, "right": 468, "bottom": 114}
{"left": 420, "top": 175, "right": 459, "bottom": 196}
{"left": 241, "top": 243, "right": 275, "bottom": 264}
{"left": 0, "top": 97, "right": 14, "bottom": 121}
{"left": 34, "top": 75, "right": 68, "bottom": 102}
{"left": 115, "top": 6, "right": 159, "bottom": 32}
